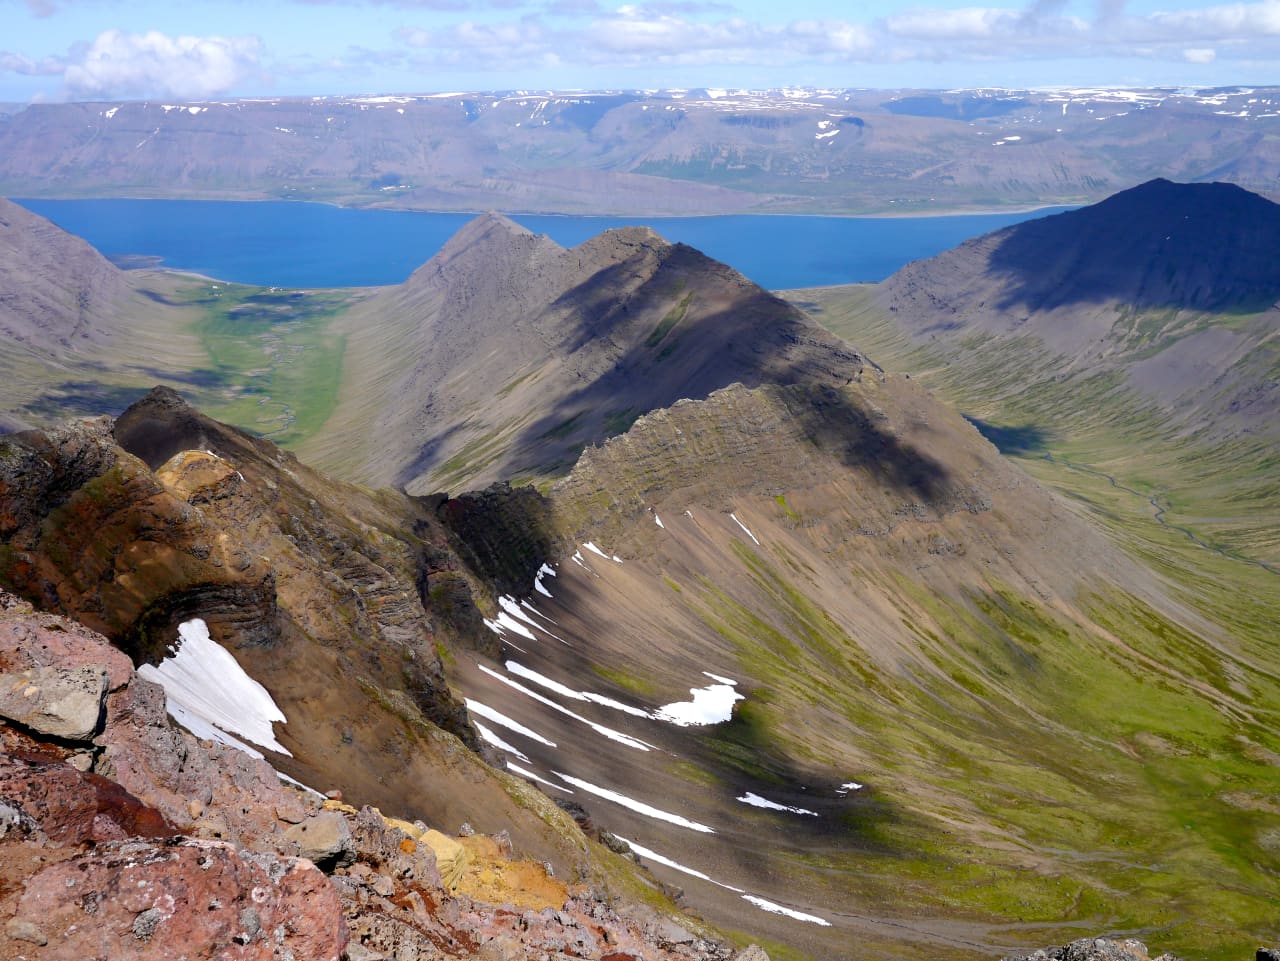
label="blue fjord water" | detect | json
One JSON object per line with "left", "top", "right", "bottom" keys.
{"left": 15, "top": 198, "right": 1070, "bottom": 290}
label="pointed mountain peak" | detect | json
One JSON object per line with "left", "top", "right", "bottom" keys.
{"left": 918, "top": 178, "right": 1280, "bottom": 315}
{"left": 402, "top": 211, "right": 562, "bottom": 290}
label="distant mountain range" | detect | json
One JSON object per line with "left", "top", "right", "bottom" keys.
{"left": 4, "top": 87, "right": 1280, "bottom": 215}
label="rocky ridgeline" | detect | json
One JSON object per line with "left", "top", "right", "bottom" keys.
{"left": 0, "top": 591, "right": 771, "bottom": 960}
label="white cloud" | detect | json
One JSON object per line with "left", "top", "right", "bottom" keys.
{"left": 61, "top": 30, "right": 263, "bottom": 100}
{"left": 385, "top": 0, "right": 1280, "bottom": 75}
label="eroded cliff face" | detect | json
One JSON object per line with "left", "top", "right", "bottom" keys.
{"left": 0, "top": 388, "right": 646, "bottom": 884}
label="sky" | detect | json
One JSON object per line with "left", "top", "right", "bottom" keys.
{"left": 2, "top": 0, "right": 1279, "bottom": 102}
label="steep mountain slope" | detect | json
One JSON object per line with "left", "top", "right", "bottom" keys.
{"left": 440, "top": 374, "right": 1280, "bottom": 961}
{"left": 0, "top": 196, "right": 133, "bottom": 353}
{"left": 798, "top": 179, "right": 1280, "bottom": 566}
{"left": 2, "top": 209, "right": 1277, "bottom": 961}
{"left": 0, "top": 198, "right": 219, "bottom": 435}
{"left": 301, "top": 212, "right": 870, "bottom": 493}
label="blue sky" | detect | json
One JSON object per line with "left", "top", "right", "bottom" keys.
{"left": 2, "top": 0, "right": 1278, "bottom": 101}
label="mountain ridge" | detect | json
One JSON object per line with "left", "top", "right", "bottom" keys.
{"left": 301, "top": 212, "right": 874, "bottom": 493}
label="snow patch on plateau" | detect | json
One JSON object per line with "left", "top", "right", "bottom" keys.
{"left": 554, "top": 773, "right": 716, "bottom": 833}
{"left": 838, "top": 781, "right": 864, "bottom": 794}
{"left": 138, "top": 618, "right": 291, "bottom": 757}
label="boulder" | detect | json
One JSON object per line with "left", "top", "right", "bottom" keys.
{"left": 0, "top": 666, "right": 108, "bottom": 740}
{"left": 285, "top": 810, "right": 356, "bottom": 870}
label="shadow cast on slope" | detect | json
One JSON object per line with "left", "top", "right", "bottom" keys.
{"left": 495, "top": 244, "right": 953, "bottom": 502}
{"left": 963, "top": 416, "right": 1053, "bottom": 456}
{"left": 985, "top": 179, "right": 1280, "bottom": 313}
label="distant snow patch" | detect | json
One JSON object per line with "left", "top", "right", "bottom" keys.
{"left": 583, "top": 542, "right": 623, "bottom": 563}
{"left": 483, "top": 611, "right": 537, "bottom": 642}
{"left": 535, "top": 563, "right": 556, "bottom": 597}
{"left": 554, "top": 774, "right": 715, "bottom": 833}
{"left": 837, "top": 781, "right": 863, "bottom": 795}
{"left": 737, "top": 792, "right": 818, "bottom": 816}
{"left": 505, "top": 660, "right": 651, "bottom": 718}
{"left": 615, "top": 836, "right": 744, "bottom": 892}
{"left": 655, "top": 674, "right": 743, "bottom": 726}
{"left": 138, "top": 618, "right": 291, "bottom": 757}
{"left": 103, "top": 106, "right": 119, "bottom": 119}
{"left": 654, "top": 514, "right": 665, "bottom": 529}
{"left": 465, "top": 698, "right": 557, "bottom": 747}
{"left": 474, "top": 721, "right": 530, "bottom": 762}
{"left": 730, "top": 512, "right": 760, "bottom": 545}
{"left": 478, "top": 664, "right": 654, "bottom": 751}
{"left": 507, "top": 762, "right": 572, "bottom": 793}
{"left": 742, "top": 894, "right": 831, "bottom": 926}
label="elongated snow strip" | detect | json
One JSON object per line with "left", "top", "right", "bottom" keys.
{"left": 730, "top": 512, "right": 761, "bottom": 546}
{"left": 138, "top": 618, "right": 291, "bottom": 756}
{"left": 838, "top": 781, "right": 864, "bottom": 794}
{"left": 489, "top": 610, "right": 538, "bottom": 642}
{"left": 465, "top": 699, "right": 557, "bottom": 747}
{"left": 655, "top": 514, "right": 665, "bottom": 529}
{"left": 474, "top": 721, "right": 531, "bottom": 763}
{"left": 614, "top": 836, "right": 744, "bottom": 892}
{"left": 553, "top": 774, "right": 715, "bottom": 833}
{"left": 477, "top": 664, "right": 654, "bottom": 751}
{"left": 741, "top": 895, "right": 831, "bottom": 926}
{"left": 499, "top": 595, "right": 567, "bottom": 642}
{"left": 505, "top": 660, "right": 651, "bottom": 718}
{"left": 507, "top": 762, "right": 572, "bottom": 793}
{"left": 737, "top": 792, "right": 818, "bottom": 816}
{"left": 582, "top": 542, "right": 623, "bottom": 563}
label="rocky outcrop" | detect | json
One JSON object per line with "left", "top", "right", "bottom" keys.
{"left": 0, "top": 592, "right": 770, "bottom": 961}
{"left": 1004, "top": 937, "right": 1179, "bottom": 961}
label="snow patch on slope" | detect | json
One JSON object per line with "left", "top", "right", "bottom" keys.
{"left": 138, "top": 618, "right": 291, "bottom": 757}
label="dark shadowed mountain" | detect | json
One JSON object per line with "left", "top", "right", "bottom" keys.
{"left": 867, "top": 179, "right": 1280, "bottom": 440}
{"left": 302, "top": 212, "right": 872, "bottom": 493}
{"left": 799, "top": 178, "right": 1280, "bottom": 568}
